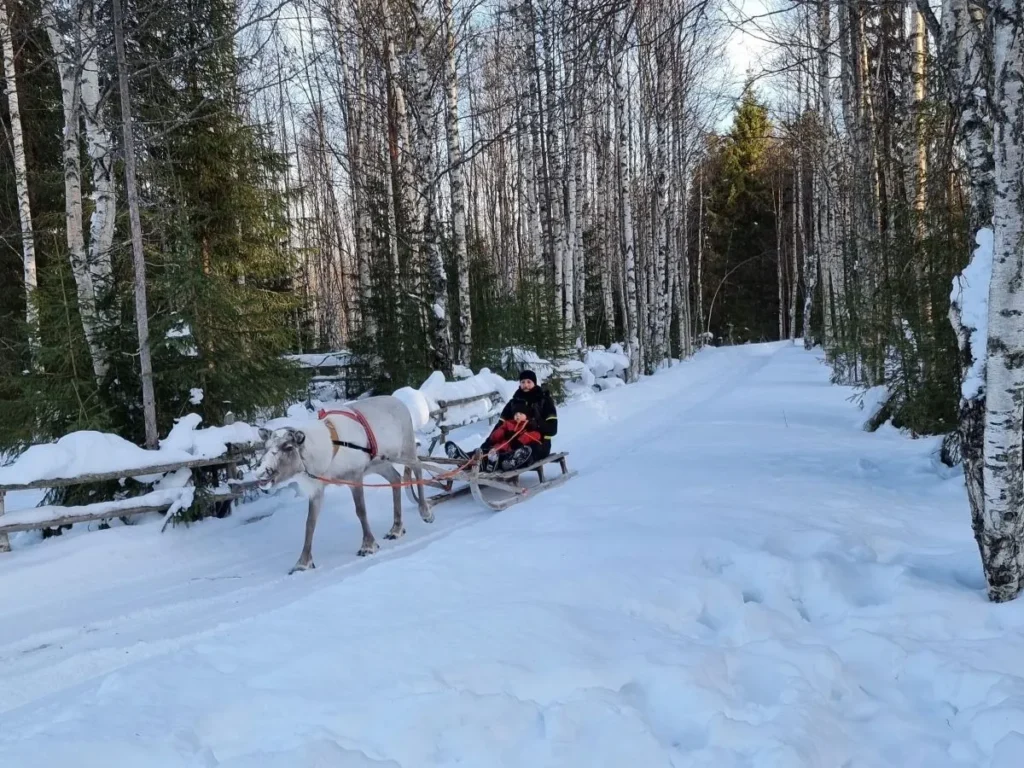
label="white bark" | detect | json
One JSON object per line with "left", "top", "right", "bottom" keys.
{"left": 0, "top": 0, "right": 38, "bottom": 349}
{"left": 776, "top": 183, "right": 785, "bottom": 339}
{"left": 944, "top": 0, "right": 993, "bottom": 560}
{"left": 564, "top": 95, "right": 578, "bottom": 333}
{"left": 541, "top": 0, "right": 565, "bottom": 319}
{"left": 790, "top": 120, "right": 801, "bottom": 341}
{"left": 944, "top": 0, "right": 995, "bottom": 230}
{"left": 80, "top": 1, "right": 114, "bottom": 293}
{"left": 980, "top": 0, "right": 1024, "bottom": 603}
{"left": 573, "top": 103, "right": 586, "bottom": 340}
{"left": 441, "top": 0, "right": 471, "bottom": 365}
{"left": 613, "top": 16, "right": 640, "bottom": 381}
{"left": 42, "top": 2, "right": 107, "bottom": 381}
{"left": 410, "top": 0, "right": 452, "bottom": 374}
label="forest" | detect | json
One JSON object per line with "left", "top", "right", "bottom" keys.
{"left": 2, "top": 0, "right": 1024, "bottom": 600}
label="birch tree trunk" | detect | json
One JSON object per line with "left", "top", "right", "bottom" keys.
{"left": 42, "top": 2, "right": 108, "bottom": 381}
{"left": 334, "top": 1, "right": 374, "bottom": 339}
{"left": 564, "top": 95, "right": 578, "bottom": 335}
{"left": 776, "top": 181, "right": 785, "bottom": 339}
{"left": 650, "top": 20, "right": 670, "bottom": 368}
{"left": 573, "top": 103, "right": 586, "bottom": 341}
{"left": 613, "top": 18, "right": 641, "bottom": 381}
{"left": 790, "top": 126, "right": 801, "bottom": 341}
{"left": 696, "top": 168, "right": 705, "bottom": 340}
{"left": 542, "top": 0, "right": 566, "bottom": 321}
{"left": 946, "top": 0, "right": 994, "bottom": 553}
{"left": 409, "top": 0, "right": 453, "bottom": 374}
{"left": 598, "top": 91, "right": 616, "bottom": 342}
{"left": 80, "top": 1, "right": 115, "bottom": 292}
{"left": 113, "top": 0, "right": 158, "bottom": 447}
{"left": 0, "top": 0, "right": 38, "bottom": 351}
{"left": 979, "top": 0, "right": 1024, "bottom": 602}
{"left": 944, "top": 0, "right": 995, "bottom": 231}
{"left": 441, "top": 0, "right": 471, "bottom": 365}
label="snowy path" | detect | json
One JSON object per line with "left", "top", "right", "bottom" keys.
{"left": 2, "top": 342, "right": 1024, "bottom": 767}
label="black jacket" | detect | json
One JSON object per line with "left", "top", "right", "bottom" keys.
{"left": 481, "top": 386, "right": 557, "bottom": 451}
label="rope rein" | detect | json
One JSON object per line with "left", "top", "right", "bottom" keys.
{"left": 304, "top": 420, "right": 530, "bottom": 490}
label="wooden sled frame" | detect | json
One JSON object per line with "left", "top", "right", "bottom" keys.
{"left": 406, "top": 452, "right": 576, "bottom": 511}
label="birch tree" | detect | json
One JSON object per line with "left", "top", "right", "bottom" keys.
{"left": 0, "top": 0, "right": 37, "bottom": 350}
{"left": 442, "top": 0, "right": 471, "bottom": 365}
{"left": 979, "top": 0, "right": 1024, "bottom": 602}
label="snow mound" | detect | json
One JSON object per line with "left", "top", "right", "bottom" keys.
{"left": 585, "top": 347, "right": 629, "bottom": 379}
{"left": 951, "top": 227, "right": 993, "bottom": 399}
{"left": 161, "top": 414, "right": 262, "bottom": 458}
{"left": 392, "top": 386, "right": 431, "bottom": 431}
{"left": 0, "top": 415, "right": 261, "bottom": 488}
{"left": 502, "top": 347, "right": 555, "bottom": 381}
{"left": 0, "top": 432, "right": 191, "bottom": 487}
{"left": 417, "top": 369, "right": 516, "bottom": 430}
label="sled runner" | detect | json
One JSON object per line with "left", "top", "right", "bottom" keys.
{"left": 406, "top": 451, "right": 576, "bottom": 512}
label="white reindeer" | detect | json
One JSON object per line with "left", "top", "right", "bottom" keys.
{"left": 254, "top": 396, "right": 433, "bottom": 573}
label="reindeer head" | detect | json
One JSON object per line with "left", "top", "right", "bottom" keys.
{"left": 254, "top": 427, "right": 307, "bottom": 489}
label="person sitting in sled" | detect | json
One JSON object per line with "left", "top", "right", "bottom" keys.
{"left": 445, "top": 369, "right": 557, "bottom": 472}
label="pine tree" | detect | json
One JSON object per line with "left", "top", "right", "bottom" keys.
{"left": 701, "top": 85, "right": 779, "bottom": 344}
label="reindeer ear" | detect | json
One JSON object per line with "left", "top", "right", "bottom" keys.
{"left": 258, "top": 427, "right": 271, "bottom": 442}
{"left": 293, "top": 429, "right": 306, "bottom": 445}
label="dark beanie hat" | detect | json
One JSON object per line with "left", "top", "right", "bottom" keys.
{"left": 518, "top": 369, "right": 537, "bottom": 384}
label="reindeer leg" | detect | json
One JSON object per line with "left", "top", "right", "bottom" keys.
{"left": 351, "top": 482, "right": 379, "bottom": 556}
{"left": 290, "top": 487, "right": 323, "bottom": 574}
{"left": 415, "top": 463, "right": 434, "bottom": 523}
{"left": 376, "top": 464, "right": 405, "bottom": 540}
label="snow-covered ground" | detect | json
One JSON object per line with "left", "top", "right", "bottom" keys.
{"left": 2, "top": 342, "right": 1023, "bottom": 767}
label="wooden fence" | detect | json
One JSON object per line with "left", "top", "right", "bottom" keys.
{"left": 0, "top": 444, "right": 259, "bottom": 552}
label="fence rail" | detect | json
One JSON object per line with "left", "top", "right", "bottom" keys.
{"left": 0, "top": 442, "right": 261, "bottom": 552}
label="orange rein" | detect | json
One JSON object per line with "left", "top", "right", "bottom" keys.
{"left": 307, "top": 420, "right": 529, "bottom": 490}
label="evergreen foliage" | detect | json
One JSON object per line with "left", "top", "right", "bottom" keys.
{"left": 0, "top": 0, "right": 306, "bottom": 452}
{"left": 698, "top": 86, "right": 781, "bottom": 344}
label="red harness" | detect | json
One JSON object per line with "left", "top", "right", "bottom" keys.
{"left": 318, "top": 408, "right": 379, "bottom": 459}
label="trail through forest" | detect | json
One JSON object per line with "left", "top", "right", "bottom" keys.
{"left": 2, "top": 343, "right": 1022, "bottom": 767}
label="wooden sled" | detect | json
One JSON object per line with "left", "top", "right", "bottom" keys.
{"left": 406, "top": 452, "right": 576, "bottom": 511}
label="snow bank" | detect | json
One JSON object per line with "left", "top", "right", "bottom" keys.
{"left": 585, "top": 347, "right": 628, "bottom": 379}
{"left": 417, "top": 369, "right": 517, "bottom": 430}
{"left": 392, "top": 386, "right": 432, "bottom": 431}
{"left": 0, "top": 415, "right": 261, "bottom": 488}
{"left": 950, "top": 227, "right": 993, "bottom": 399}
{"left": 502, "top": 344, "right": 630, "bottom": 394}
{"left": 160, "top": 413, "right": 262, "bottom": 459}
{"left": 501, "top": 347, "right": 555, "bottom": 381}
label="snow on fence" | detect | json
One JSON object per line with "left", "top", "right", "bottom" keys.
{"left": 0, "top": 414, "right": 264, "bottom": 551}
{"left": 393, "top": 369, "right": 516, "bottom": 454}
{"left": 502, "top": 344, "right": 630, "bottom": 392}
{"left": 0, "top": 344, "right": 633, "bottom": 550}
{"left": 390, "top": 345, "right": 632, "bottom": 453}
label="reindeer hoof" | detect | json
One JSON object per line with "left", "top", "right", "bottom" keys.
{"left": 384, "top": 527, "right": 406, "bottom": 540}
{"left": 357, "top": 542, "right": 379, "bottom": 557}
{"left": 421, "top": 511, "right": 435, "bottom": 524}
{"left": 289, "top": 560, "right": 315, "bottom": 574}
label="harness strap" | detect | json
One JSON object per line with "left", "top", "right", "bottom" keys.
{"left": 318, "top": 408, "right": 378, "bottom": 459}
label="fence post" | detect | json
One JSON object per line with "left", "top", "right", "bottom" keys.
{"left": 0, "top": 491, "right": 9, "bottom": 553}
